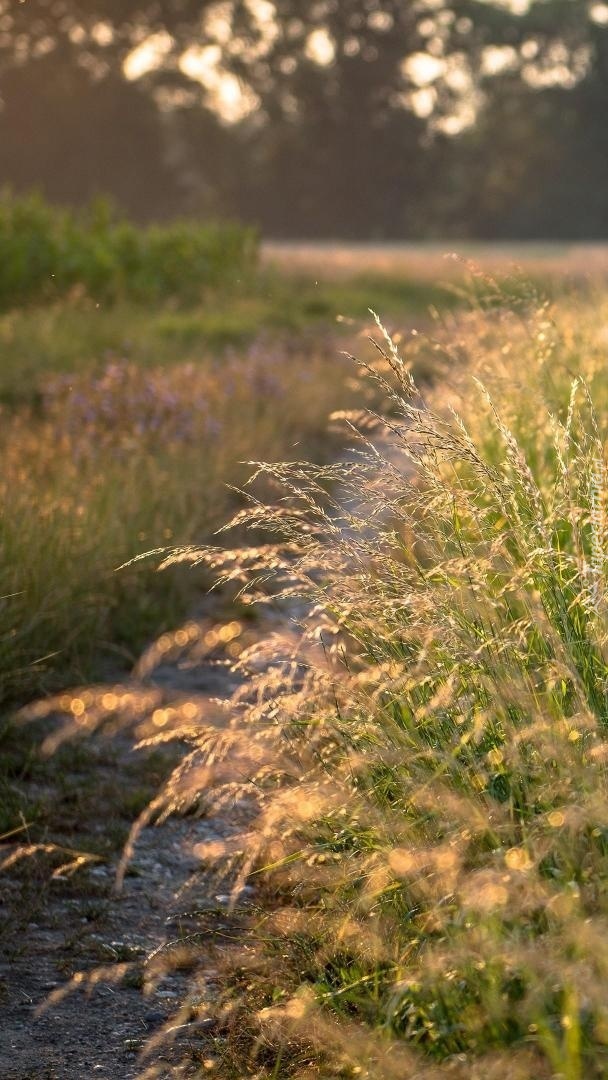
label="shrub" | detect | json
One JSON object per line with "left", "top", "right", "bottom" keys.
{"left": 0, "top": 190, "right": 258, "bottom": 308}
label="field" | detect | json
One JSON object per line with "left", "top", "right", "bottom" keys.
{"left": 4, "top": 201, "right": 608, "bottom": 1079}
{"left": 0, "top": 314, "right": 356, "bottom": 707}
{"left": 0, "top": 211, "right": 466, "bottom": 708}
{"left": 263, "top": 239, "right": 608, "bottom": 280}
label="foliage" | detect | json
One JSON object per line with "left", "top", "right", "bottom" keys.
{"left": 1, "top": 2, "right": 607, "bottom": 237}
{"left": 89, "top": 285, "right": 608, "bottom": 1077}
{"left": 0, "top": 191, "right": 258, "bottom": 308}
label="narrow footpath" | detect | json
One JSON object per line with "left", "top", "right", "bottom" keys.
{"left": 0, "top": 596, "right": 264, "bottom": 1080}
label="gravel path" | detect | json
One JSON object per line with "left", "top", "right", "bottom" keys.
{"left": 0, "top": 601, "right": 258, "bottom": 1080}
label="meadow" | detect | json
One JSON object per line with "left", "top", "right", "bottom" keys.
{"left": 0, "top": 195, "right": 457, "bottom": 709}
{"left": 5, "top": 193, "right": 608, "bottom": 1078}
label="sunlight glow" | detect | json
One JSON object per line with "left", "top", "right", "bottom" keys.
{"left": 368, "top": 10, "right": 394, "bottom": 31}
{"left": 90, "top": 21, "right": 114, "bottom": 47}
{"left": 245, "top": 0, "right": 276, "bottom": 27}
{"left": 402, "top": 51, "right": 445, "bottom": 86}
{"left": 123, "top": 31, "right": 173, "bottom": 81}
{"left": 444, "top": 56, "right": 474, "bottom": 94}
{"left": 435, "top": 103, "right": 477, "bottom": 135}
{"left": 481, "top": 45, "right": 519, "bottom": 75}
{"left": 203, "top": 1, "right": 234, "bottom": 46}
{"left": 180, "top": 44, "right": 222, "bottom": 83}
{"left": 590, "top": 2, "right": 608, "bottom": 24}
{"left": 522, "top": 63, "right": 576, "bottom": 88}
{"left": 409, "top": 86, "right": 437, "bottom": 118}
{"left": 305, "top": 27, "right": 336, "bottom": 66}
{"left": 486, "top": 0, "right": 531, "bottom": 11}
{"left": 179, "top": 45, "right": 261, "bottom": 123}
{"left": 521, "top": 39, "right": 539, "bottom": 60}
{"left": 522, "top": 44, "right": 590, "bottom": 90}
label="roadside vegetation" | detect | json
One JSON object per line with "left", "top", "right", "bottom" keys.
{"left": 0, "top": 342, "right": 359, "bottom": 706}
{"left": 0, "top": 192, "right": 455, "bottom": 707}
{"left": 110, "top": 285, "right": 608, "bottom": 1078}
{"left": 0, "top": 196, "right": 458, "bottom": 908}
{"left": 6, "top": 189, "right": 608, "bottom": 1077}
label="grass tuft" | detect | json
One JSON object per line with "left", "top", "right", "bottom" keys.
{"left": 124, "top": 286, "right": 608, "bottom": 1078}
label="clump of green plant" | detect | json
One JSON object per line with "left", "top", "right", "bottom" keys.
{"left": 0, "top": 189, "right": 258, "bottom": 308}
{"left": 121, "top": 291, "right": 608, "bottom": 1078}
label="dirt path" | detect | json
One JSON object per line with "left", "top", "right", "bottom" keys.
{"left": 0, "top": 432, "right": 402, "bottom": 1079}
{"left": 1, "top": 816, "right": 229, "bottom": 1079}
{"left": 0, "top": 599, "right": 259, "bottom": 1080}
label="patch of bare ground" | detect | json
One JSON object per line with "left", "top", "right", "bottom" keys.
{"left": 0, "top": 596, "right": 271, "bottom": 1080}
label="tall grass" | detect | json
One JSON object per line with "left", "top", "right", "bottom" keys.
{"left": 0, "top": 190, "right": 257, "bottom": 308}
{"left": 0, "top": 277, "right": 454, "bottom": 409}
{"left": 0, "top": 343, "right": 352, "bottom": 705}
{"left": 128, "top": 289, "right": 608, "bottom": 1078}
{"left": 31, "top": 284, "right": 608, "bottom": 1077}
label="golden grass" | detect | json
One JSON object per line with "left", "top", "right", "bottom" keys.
{"left": 29, "top": 280, "right": 608, "bottom": 1078}
{"left": 0, "top": 342, "right": 353, "bottom": 703}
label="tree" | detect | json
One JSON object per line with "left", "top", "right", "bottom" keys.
{"left": 0, "top": 0, "right": 606, "bottom": 236}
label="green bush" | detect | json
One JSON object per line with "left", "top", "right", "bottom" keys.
{"left": 0, "top": 190, "right": 258, "bottom": 307}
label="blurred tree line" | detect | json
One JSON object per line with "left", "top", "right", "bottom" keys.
{"left": 0, "top": 0, "right": 605, "bottom": 238}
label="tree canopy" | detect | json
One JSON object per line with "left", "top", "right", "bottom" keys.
{"left": 1, "top": 0, "right": 606, "bottom": 236}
